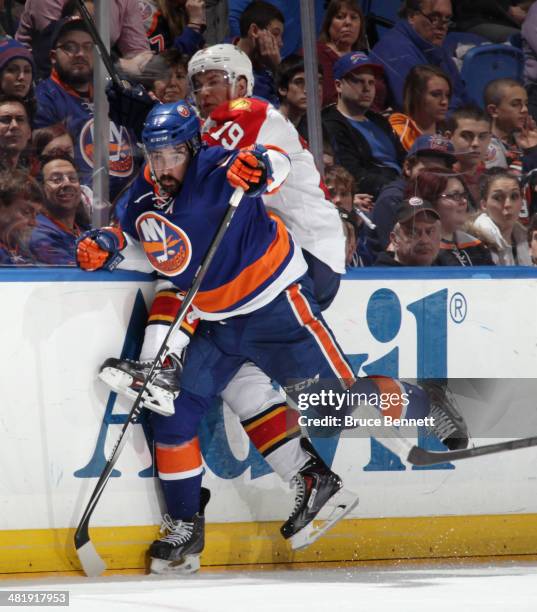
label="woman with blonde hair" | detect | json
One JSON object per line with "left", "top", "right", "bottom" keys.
{"left": 390, "top": 65, "right": 451, "bottom": 151}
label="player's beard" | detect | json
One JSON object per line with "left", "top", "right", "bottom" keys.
{"left": 158, "top": 174, "right": 181, "bottom": 196}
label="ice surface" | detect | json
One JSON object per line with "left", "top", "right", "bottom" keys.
{"left": 1, "top": 561, "right": 537, "bottom": 611}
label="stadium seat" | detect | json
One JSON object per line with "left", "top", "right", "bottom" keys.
{"left": 460, "top": 43, "right": 524, "bottom": 108}
{"left": 363, "top": 0, "right": 402, "bottom": 46}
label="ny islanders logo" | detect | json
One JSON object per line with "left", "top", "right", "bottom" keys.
{"left": 79, "top": 119, "right": 134, "bottom": 177}
{"left": 136, "top": 212, "right": 192, "bottom": 276}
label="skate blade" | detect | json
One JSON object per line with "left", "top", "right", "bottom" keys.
{"left": 98, "top": 368, "right": 175, "bottom": 416}
{"left": 290, "top": 488, "right": 359, "bottom": 551}
{"left": 150, "top": 554, "right": 200, "bottom": 575}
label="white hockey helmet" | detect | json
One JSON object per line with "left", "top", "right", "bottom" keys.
{"left": 188, "top": 44, "right": 254, "bottom": 98}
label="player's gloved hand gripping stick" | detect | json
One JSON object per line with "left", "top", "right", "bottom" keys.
{"left": 74, "top": 187, "right": 244, "bottom": 578}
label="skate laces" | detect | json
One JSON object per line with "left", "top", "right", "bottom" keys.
{"left": 429, "top": 391, "right": 465, "bottom": 441}
{"left": 159, "top": 514, "right": 194, "bottom": 546}
{"left": 289, "top": 474, "right": 309, "bottom": 517}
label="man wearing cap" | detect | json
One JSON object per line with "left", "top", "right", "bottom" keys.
{"left": 370, "top": 0, "right": 469, "bottom": 111}
{"left": 34, "top": 17, "right": 137, "bottom": 200}
{"left": 374, "top": 197, "right": 442, "bottom": 266}
{"left": 322, "top": 51, "right": 405, "bottom": 200}
{"left": 362, "top": 133, "right": 456, "bottom": 264}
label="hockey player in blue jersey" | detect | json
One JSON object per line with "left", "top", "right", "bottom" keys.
{"left": 76, "top": 101, "right": 463, "bottom": 574}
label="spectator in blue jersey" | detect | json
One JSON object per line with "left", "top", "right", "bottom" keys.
{"left": 233, "top": 0, "right": 285, "bottom": 106}
{"left": 371, "top": 0, "right": 469, "bottom": 111}
{"left": 0, "top": 169, "right": 42, "bottom": 265}
{"left": 30, "top": 153, "right": 90, "bottom": 265}
{"left": 34, "top": 16, "right": 138, "bottom": 200}
{"left": 321, "top": 52, "right": 405, "bottom": 199}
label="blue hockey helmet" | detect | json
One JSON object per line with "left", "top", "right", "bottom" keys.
{"left": 142, "top": 101, "right": 201, "bottom": 155}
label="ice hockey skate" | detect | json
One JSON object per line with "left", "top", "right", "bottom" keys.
{"left": 149, "top": 488, "right": 210, "bottom": 574}
{"left": 98, "top": 354, "right": 181, "bottom": 416}
{"left": 281, "top": 439, "right": 359, "bottom": 550}
{"left": 421, "top": 380, "right": 469, "bottom": 450}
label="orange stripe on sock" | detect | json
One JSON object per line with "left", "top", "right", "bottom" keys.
{"left": 368, "top": 375, "right": 407, "bottom": 419}
{"left": 156, "top": 438, "right": 201, "bottom": 474}
{"left": 286, "top": 284, "right": 355, "bottom": 384}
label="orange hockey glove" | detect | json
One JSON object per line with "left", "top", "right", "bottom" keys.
{"left": 76, "top": 227, "right": 127, "bottom": 271}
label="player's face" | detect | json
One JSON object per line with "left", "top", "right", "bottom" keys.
{"left": 51, "top": 30, "right": 94, "bottom": 86}
{"left": 149, "top": 144, "right": 191, "bottom": 196}
{"left": 191, "top": 69, "right": 232, "bottom": 118}
{"left": 481, "top": 177, "right": 522, "bottom": 233}
{"left": 393, "top": 214, "right": 441, "bottom": 266}
{"left": 0, "top": 101, "right": 31, "bottom": 154}
{"left": 43, "top": 159, "right": 81, "bottom": 211}
{"left": 1, "top": 58, "right": 33, "bottom": 98}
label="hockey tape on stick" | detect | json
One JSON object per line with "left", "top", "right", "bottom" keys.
{"left": 74, "top": 187, "right": 244, "bottom": 577}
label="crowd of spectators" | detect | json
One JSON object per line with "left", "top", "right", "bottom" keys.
{"left": 1, "top": 0, "right": 537, "bottom": 270}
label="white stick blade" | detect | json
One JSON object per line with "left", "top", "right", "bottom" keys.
{"left": 76, "top": 540, "right": 107, "bottom": 577}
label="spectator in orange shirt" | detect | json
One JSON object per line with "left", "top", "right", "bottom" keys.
{"left": 389, "top": 64, "right": 451, "bottom": 151}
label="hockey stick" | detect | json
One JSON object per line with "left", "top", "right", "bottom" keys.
{"left": 74, "top": 187, "right": 244, "bottom": 577}
{"left": 74, "top": 0, "right": 123, "bottom": 88}
{"left": 407, "top": 435, "right": 537, "bottom": 466}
